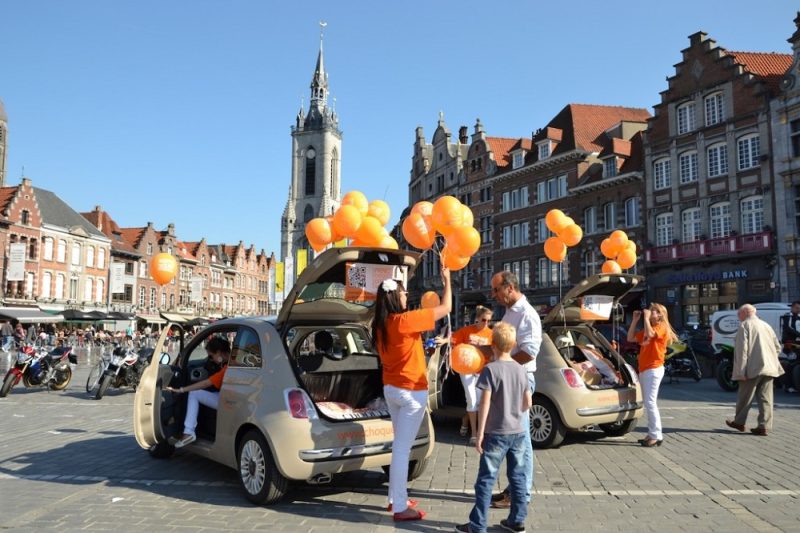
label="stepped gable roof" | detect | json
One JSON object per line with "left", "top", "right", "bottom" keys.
{"left": 34, "top": 187, "right": 105, "bottom": 238}
{"left": 80, "top": 210, "right": 140, "bottom": 255}
{"left": 0, "top": 187, "right": 16, "bottom": 213}
{"left": 725, "top": 51, "right": 793, "bottom": 93}
{"left": 535, "top": 104, "right": 650, "bottom": 155}
{"left": 485, "top": 137, "right": 520, "bottom": 168}
{"left": 182, "top": 241, "right": 204, "bottom": 256}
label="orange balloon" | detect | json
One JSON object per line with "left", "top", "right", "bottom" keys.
{"left": 378, "top": 235, "right": 399, "bottom": 249}
{"left": 349, "top": 239, "right": 366, "bottom": 247}
{"left": 421, "top": 291, "right": 441, "bottom": 309}
{"left": 544, "top": 237, "right": 567, "bottom": 263}
{"left": 461, "top": 204, "right": 474, "bottom": 228}
{"left": 342, "top": 191, "right": 369, "bottom": 216}
{"left": 431, "top": 196, "right": 464, "bottom": 235}
{"left": 368, "top": 200, "right": 391, "bottom": 226}
{"left": 333, "top": 204, "right": 363, "bottom": 238}
{"left": 441, "top": 245, "right": 470, "bottom": 271}
{"left": 150, "top": 253, "right": 178, "bottom": 285}
{"left": 600, "top": 238, "right": 617, "bottom": 259}
{"left": 608, "top": 230, "right": 629, "bottom": 255}
{"left": 545, "top": 209, "right": 570, "bottom": 234}
{"left": 558, "top": 224, "right": 583, "bottom": 247}
{"left": 305, "top": 218, "right": 332, "bottom": 246}
{"left": 451, "top": 344, "right": 485, "bottom": 374}
{"left": 355, "top": 215, "right": 385, "bottom": 246}
{"left": 447, "top": 226, "right": 481, "bottom": 257}
{"left": 625, "top": 240, "right": 637, "bottom": 254}
{"left": 411, "top": 201, "right": 434, "bottom": 217}
{"left": 616, "top": 248, "right": 637, "bottom": 269}
{"left": 601, "top": 260, "right": 622, "bottom": 274}
{"left": 325, "top": 215, "right": 343, "bottom": 243}
{"left": 402, "top": 212, "right": 436, "bottom": 250}
{"left": 309, "top": 239, "right": 327, "bottom": 253}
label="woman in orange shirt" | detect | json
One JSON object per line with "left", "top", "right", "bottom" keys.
{"left": 627, "top": 303, "right": 677, "bottom": 447}
{"left": 371, "top": 266, "right": 451, "bottom": 522}
{"left": 447, "top": 305, "right": 493, "bottom": 446}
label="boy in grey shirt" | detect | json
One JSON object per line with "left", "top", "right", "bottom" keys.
{"left": 456, "top": 322, "right": 532, "bottom": 533}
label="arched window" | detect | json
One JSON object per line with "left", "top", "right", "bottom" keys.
{"left": 653, "top": 157, "right": 671, "bottom": 190}
{"left": 624, "top": 197, "right": 640, "bottom": 227}
{"left": 707, "top": 142, "right": 728, "bottom": 177}
{"left": 681, "top": 208, "right": 702, "bottom": 243}
{"left": 655, "top": 213, "right": 674, "bottom": 246}
{"left": 305, "top": 146, "right": 316, "bottom": 195}
{"left": 710, "top": 202, "right": 731, "bottom": 239}
{"left": 55, "top": 274, "right": 65, "bottom": 299}
{"left": 737, "top": 133, "right": 760, "bottom": 170}
{"left": 96, "top": 279, "right": 104, "bottom": 302}
{"left": 84, "top": 278, "right": 93, "bottom": 301}
{"left": 679, "top": 151, "right": 698, "bottom": 183}
{"left": 57, "top": 240, "right": 66, "bottom": 262}
{"left": 71, "top": 242, "right": 81, "bottom": 265}
{"left": 43, "top": 238, "right": 53, "bottom": 261}
{"left": 41, "top": 272, "right": 51, "bottom": 298}
{"left": 741, "top": 196, "right": 764, "bottom": 235}
{"left": 303, "top": 204, "right": 314, "bottom": 223}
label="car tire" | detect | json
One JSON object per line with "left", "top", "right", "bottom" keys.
{"left": 716, "top": 359, "right": 738, "bottom": 392}
{"left": 529, "top": 396, "right": 566, "bottom": 449}
{"left": 237, "top": 430, "right": 288, "bottom": 505}
{"left": 382, "top": 457, "right": 429, "bottom": 481}
{"left": 599, "top": 418, "right": 637, "bottom": 437}
{"left": 148, "top": 441, "right": 175, "bottom": 459}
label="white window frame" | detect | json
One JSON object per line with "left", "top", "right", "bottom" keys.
{"left": 705, "top": 92, "right": 724, "bottom": 126}
{"left": 97, "top": 248, "right": 105, "bottom": 269}
{"left": 86, "top": 246, "right": 95, "bottom": 268}
{"left": 741, "top": 195, "right": 764, "bottom": 235}
{"left": 502, "top": 191, "right": 510, "bottom": 212}
{"left": 656, "top": 213, "right": 674, "bottom": 247}
{"left": 43, "top": 238, "right": 53, "bottom": 261}
{"left": 521, "top": 222, "right": 530, "bottom": 245}
{"left": 84, "top": 278, "right": 93, "bottom": 301}
{"left": 603, "top": 157, "right": 617, "bottom": 178}
{"left": 512, "top": 152, "right": 524, "bottom": 169}
{"left": 710, "top": 202, "right": 731, "bottom": 239}
{"left": 707, "top": 143, "right": 728, "bottom": 177}
{"left": 603, "top": 202, "right": 616, "bottom": 231}
{"left": 537, "top": 218, "right": 548, "bottom": 242}
{"left": 679, "top": 151, "right": 698, "bottom": 184}
{"left": 537, "top": 141, "right": 550, "bottom": 160}
{"left": 583, "top": 250, "right": 598, "bottom": 279}
{"left": 737, "top": 134, "right": 760, "bottom": 171}
{"left": 41, "top": 272, "right": 51, "bottom": 298}
{"left": 624, "top": 197, "right": 640, "bottom": 227}
{"left": 584, "top": 206, "right": 597, "bottom": 234}
{"left": 55, "top": 274, "right": 65, "bottom": 299}
{"left": 71, "top": 242, "right": 81, "bottom": 266}
{"left": 653, "top": 157, "right": 671, "bottom": 190}
{"left": 139, "top": 286, "right": 146, "bottom": 307}
{"left": 502, "top": 226, "right": 511, "bottom": 249}
{"left": 57, "top": 240, "right": 66, "bottom": 263}
{"left": 681, "top": 208, "right": 702, "bottom": 243}
{"left": 677, "top": 101, "right": 696, "bottom": 134}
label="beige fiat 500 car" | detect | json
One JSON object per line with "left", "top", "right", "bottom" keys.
{"left": 134, "top": 247, "right": 437, "bottom": 504}
{"left": 431, "top": 273, "right": 644, "bottom": 448}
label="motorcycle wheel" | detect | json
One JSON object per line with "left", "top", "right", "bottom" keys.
{"left": 0, "top": 373, "right": 16, "bottom": 397}
{"left": 693, "top": 364, "right": 702, "bottom": 382}
{"left": 95, "top": 374, "right": 112, "bottom": 400}
{"left": 22, "top": 374, "right": 34, "bottom": 388}
{"left": 50, "top": 365, "right": 72, "bottom": 391}
{"left": 86, "top": 362, "right": 104, "bottom": 393}
{"left": 716, "top": 359, "right": 737, "bottom": 392}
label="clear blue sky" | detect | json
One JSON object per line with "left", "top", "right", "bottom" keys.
{"left": 1, "top": 1, "right": 795, "bottom": 255}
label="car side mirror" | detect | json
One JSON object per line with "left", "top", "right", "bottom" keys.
{"left": 159, "top": 352, "right": 170, "bottom": 365}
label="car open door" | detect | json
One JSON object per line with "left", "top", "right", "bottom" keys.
{"left": 133, "top": 325, "right": 175, "bottom": 449}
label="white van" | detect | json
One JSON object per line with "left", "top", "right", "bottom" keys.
{"left": 709, "top": 302, "right": 790, "bottom": 351}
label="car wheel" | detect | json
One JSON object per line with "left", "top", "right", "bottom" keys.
{"left": 599, "top": 418, "right": 637, "bottom": 437}
{"left": 716, "top": 360, "right": 738, "bottom": 392}
{"left": 148, "top": 441, "right": 175, "bottom": 459}
{"left": 238, "top": 430, "right": 288, "bottom": 505}
{"left": 381, "top": 457, "right": 429, "bottom": 481}
{"left": 529, "top": 397, "right": 566, "bottom": 449}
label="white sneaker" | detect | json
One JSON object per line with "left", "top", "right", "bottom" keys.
{"left": 459, "top": 425, "right": 469, "bottom": 437}
{"left": 174, "top": 434, "right": 196, "bottom": 448}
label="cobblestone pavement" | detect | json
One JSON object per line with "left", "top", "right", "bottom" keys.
{"left": 1, "top": 348, "right": 799, "bottom": 531}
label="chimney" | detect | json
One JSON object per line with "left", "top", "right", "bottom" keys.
{"left": 167, "top": 223, "right": 175, "bottom": 237}
{"left": 459, "top": 126, "right": 468, "bottom": 144}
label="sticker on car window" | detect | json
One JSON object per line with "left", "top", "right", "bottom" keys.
{"left": 345, "top": 263, "right": 408, "bottom": 302}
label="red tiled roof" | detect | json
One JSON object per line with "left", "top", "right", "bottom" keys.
{"left": 726, "top": 51, "right": 792, "bottom": 93}
{"left": 175, "top": 241, "right": 196, "bottom": 261}
{"left": 486, "top": 137, "right": 521, "bottom": 168}
{"left": 536, "top": 104, "right": 650, "bottom": 155}
{"left": 223, "top": 245, "right": 238, "bottom": 259}
{"left": 544, "top": 127, "right": 563, "bottom": 142}
{"left": 119, "top": 227, "right": 146, "bottom": 249}
{"left": 611, "top": 138, "right": 632, "bottom": 157}
{"left": 81, "top": 210, "right": 140, "bottom": 255}
{"left": 182, "top": 241, "right": 204, "bottom": 256}
{"left": 0, "top": 187, "right": 16, "bottom": 213}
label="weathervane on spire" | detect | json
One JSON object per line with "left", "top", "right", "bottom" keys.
{"left": 319, "top": 20, "right": 327, "bottom": 43}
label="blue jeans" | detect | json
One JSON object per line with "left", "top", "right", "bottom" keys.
{"left": 469, "top": 432, "right": 529, "bottom": 532}
{"left": 523, "top": 372, "right": 535, "bottom": 501}
{"left": 2, "top": 336, "right": 13, "bottom": 351}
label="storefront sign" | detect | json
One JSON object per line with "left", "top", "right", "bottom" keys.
{"left": 667, "top": 269, "right": 748, "bottom": 285}
{"left": 190, "top": 277, "right": 203, "bottom": 303}
{"left": 7, "top": 243, "right": 26, "bottom": 281}
{"left": 111, "top": 263, "right": 125, "bottom": 294}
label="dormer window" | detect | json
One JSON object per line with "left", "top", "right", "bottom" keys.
{"left": 603, "top": 157, "right": 617, "bottom": 178}
{"left": 537, "top": 141, "right": 551, "bottom": 160}
{"left": 512, "top": 151, "right": 525, "bottom": 169}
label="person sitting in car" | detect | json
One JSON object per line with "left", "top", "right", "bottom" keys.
{"left": 166, "top": 336, "right": 231, "bottom": 448}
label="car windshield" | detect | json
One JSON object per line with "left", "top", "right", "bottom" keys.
{"left": 297, "top": 281, "right": 375, "bottom": 307}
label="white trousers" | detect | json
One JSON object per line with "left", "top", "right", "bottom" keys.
{"left": 639, "top": 366, "right": 665, "bottom": 440}
{"left": 384, "top": 385, "right": 427, "bottom": 513}
{"left": 459, "top": 373, "right": 483, "bottom": 412}
{"left": 183, "top": 389, "right": 219, "bottom": 436}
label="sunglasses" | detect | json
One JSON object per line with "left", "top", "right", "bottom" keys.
{"left": 478, "top": 319, "right": 491, "bottom": 323}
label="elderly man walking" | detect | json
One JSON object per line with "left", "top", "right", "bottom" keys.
{"left": 725, "top": 304, "right": 784, "bottom": 436}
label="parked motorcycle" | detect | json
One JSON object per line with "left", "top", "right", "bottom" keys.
{"left": 94, "top": 346, "right": 151, "bottom": 400}
{"left": 664, "top": 333, "right": 702, "bottom": 382}
{"left": 1, "top": 344, "right": 77, "bottom": 397}
{"left": 714, "top": 344, "right": 737, "bottom": 392}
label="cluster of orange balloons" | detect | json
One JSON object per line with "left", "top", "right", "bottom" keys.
{"left": 150, "top": 253, "right": 178, "bottom": 285}
{"left": 599, "top": 230, "right": 637, "bottom": 273}
{"left": 401, "top": 196, "right": 479, "bottom": 271}
{"left": 305, "top": 191, "right": 398, "bottom": 252}
{"left": 543, "top": 209, "right": 583, "bottom": 263}
{"left": 451, "top": 343, "right": 486, "bottom": 375}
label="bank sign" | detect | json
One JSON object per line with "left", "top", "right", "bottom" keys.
{"left": 667, "top": 269, "right": 748, "bottom": 285}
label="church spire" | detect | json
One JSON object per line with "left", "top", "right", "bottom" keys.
{"left": 310, "top": 21, "right": 328, "bottom": 108}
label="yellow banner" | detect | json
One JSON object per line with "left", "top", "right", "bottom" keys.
{"left": 296, "top": 249, "right": 308, "bottom": 277}
{"left": 275, "top": 262, "right": 284, "bottom": 294}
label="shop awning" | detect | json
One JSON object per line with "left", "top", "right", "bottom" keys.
{"left": 135, "top": 314, "right": 167, "bottom": 324}
{"left": 0, "top": 307, "right": 64, "bottom": 323}
{"left": 106, "top": 311, "right": 135, "bottom": 320}
{"left": 159, "top": 312, "right": 198, "bottom": 324}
